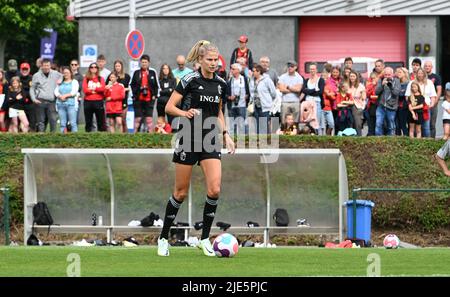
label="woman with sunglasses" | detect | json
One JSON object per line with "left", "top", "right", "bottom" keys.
{"left": 82, "top": 62, "right": 106, "bottom": 132}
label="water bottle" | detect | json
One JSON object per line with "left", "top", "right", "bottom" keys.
{"left": 98, "top": 215, "right": 103, "bottom": 226}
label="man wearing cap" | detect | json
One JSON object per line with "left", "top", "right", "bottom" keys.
{"left": 19, "top": 63, "right": 33, "bottom": 92}
{"left": 30, "top": 58, "right": 62, "bottom": 132}
{"left": 277, "top": 60, "right": 304, "bottom": 124}
{"left": 20, "top": 63, "right": 36, "bottom": 132}
{"left": 6, "top": 59, "right": 20, "bottom": 82}
{"left": 230, "top": 35, "right": 254, "bottom": 70}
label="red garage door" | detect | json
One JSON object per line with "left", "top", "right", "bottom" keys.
{"left": 299, "top": 16, "right": 406, "bottom": 76}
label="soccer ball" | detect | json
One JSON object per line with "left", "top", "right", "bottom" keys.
{"left": 213, "top": 233, "right": 239, "bottom": 257}
{"left": 383, "top": 234, "right": 400, "bottom": 249}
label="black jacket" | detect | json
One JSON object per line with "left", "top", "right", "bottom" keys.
{"left": 302, "top": 77, "right": 325, "bottom": 108}
{"left": 20, "top": 74, "right": 33, "bottom": 94}
{"left": 158, "top": 77, "right": 176, "bottom": 101}
{"left": 8, "top": 89, "right": 30, "bottom": 110}
{"left": 130, "top": 68, "right": 160, "bottom": 100}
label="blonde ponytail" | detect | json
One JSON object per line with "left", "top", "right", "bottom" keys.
{"left": 186, "top": 40, "right": 218, "bottom": 63}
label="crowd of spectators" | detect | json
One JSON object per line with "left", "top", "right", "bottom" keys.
{"left": 1, "top": 34, "right": 449, "bottom": 139}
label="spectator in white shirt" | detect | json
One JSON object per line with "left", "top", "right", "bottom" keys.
{"left": 277, "top": 60, "right": 303, "bottom": 124}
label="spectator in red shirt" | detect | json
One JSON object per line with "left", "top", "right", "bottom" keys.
{"left": 107, "top": 60, "right": 131, "bottom": 133}
{"left": 336, "top": 82, "right": 354, "bottom": 132}
{"left": 105, "top": 72, "right": 125, "bottom": 133}
{"left": 82, "top": 62, "right": 106, "bottom": 132}
{"left": 365, "top": 71, "right": 379, "bottom": 136}
{"left": 323, "top": 66, "right": 340, "bottom": 135}
{"left": 230, "top": 35, "right": 253, "bottom": 71}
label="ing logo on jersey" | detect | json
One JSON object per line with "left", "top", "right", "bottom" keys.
{"left": 199, "top": 95, "right": 220, "bottom": 103}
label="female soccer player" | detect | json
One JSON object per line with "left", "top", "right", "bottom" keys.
{"left": 157, "top": 40, "right": 235, "bottom": 257}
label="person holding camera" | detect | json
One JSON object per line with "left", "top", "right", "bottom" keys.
{"left": 227, "top": 63, "right": 249, "bottom": 136}
{"left": 130, "top": 54, "right": 160, "bottom": 133}
{"left": 375, "top": 67, "right": 401, "bottom": 136}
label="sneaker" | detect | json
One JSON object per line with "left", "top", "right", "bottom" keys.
{"left": 157, "top": 238, "right": 170, "bottom": 256}
{"left": 197, "top": 238, "right": 216, "bottom": 257}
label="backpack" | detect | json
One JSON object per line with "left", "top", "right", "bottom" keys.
{"left": 27, "top": 234, "right": 40, "bottom": 246}
{"left": 273, "top": 208, "right": 289, "bottom": 226}
{"left": 140, "top": 212, "right": 159, "bottom": 227}
{"left": 32, "top": 202, "right": 54, "bottom": 235}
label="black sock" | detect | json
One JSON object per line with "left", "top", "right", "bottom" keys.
{"left": 201, "top": 195, "right": 218, "bottom": 240}
{"left": 159, "top": 195, "right": 183, "bottom": 240}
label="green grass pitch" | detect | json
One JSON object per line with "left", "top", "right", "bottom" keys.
{"left": 1, "top": 246, "right": 449, "bottom": 277}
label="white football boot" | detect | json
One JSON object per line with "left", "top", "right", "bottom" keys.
{"left": 198, "top": 238, "right": 216, "bottom": 257}
{"left": 157, "top": 237, "right": 170, "bottom": 257}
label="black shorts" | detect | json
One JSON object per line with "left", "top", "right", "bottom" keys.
{"left": 133, "top": 100, "right": 154, "bottom": 117}
{"left": 172, "top": 149, "right": 221, "bottom": 166}
{"left": 106, "top": 113, "right": 122, "bottom": 118}
{"left": 157, "top": 97, "right": 169, "bottom": 117}
{"left": 444, "top": 119, "right": 450, "bottom": 124}
{"left": 408, "top": 111, "right": 424, "bottom": 125}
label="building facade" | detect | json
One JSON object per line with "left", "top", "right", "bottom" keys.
{"left": 73, "top": 0, "right": 450, "bottom": 82}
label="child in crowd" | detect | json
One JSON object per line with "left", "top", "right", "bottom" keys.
{"left": 276, "top": 113, "right": 298, "bottom": 135}
{"left": 407, "top": 82, "right": 424, "bottom": 139}
{"left": 154, "top": 116, "right": 172, "bottom": 134}
{"left": 299, "top": 101, "right": 318, "bottom": 135}
{"left": 8, "top": 76, "right": 29, "bottom": 133}
{"left": 105, "top": 72, "right": 125, "bottom": 133}
{"left": 335, "top": 82, "right": 354, "bottom": 132}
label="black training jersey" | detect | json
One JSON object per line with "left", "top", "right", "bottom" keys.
{"left": 175, "top": 70, "right": 227, "bottom": 146}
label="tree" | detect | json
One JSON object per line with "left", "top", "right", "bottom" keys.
{"left": 0, "top": 0, "right": 76, "bottom": 69}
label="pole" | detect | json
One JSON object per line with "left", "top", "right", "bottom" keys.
{"left": 128, "top": 0, "right": 136, "bottom": 133}
{"left": 129, "top": 0, "right": 136, "bottom": 31}
{"left": 1, "top": 187, "right": 10, "bottom": 246}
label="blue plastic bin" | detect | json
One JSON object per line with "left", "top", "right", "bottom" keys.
{"left": 344, "top": 200, "right": 375, "bottom": 245}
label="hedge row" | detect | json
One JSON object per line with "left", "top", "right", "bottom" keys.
{"left": 0, "top": 133, "right": 449, "bottom": 231}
